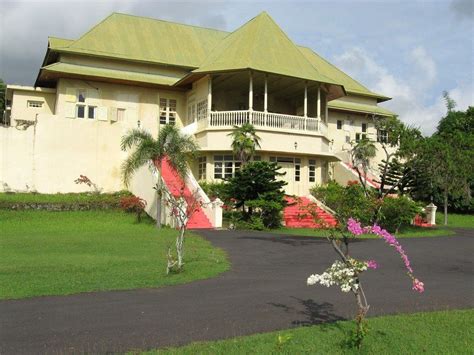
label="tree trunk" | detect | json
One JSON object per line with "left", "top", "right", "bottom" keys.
{"left": 444, "top": 187, "right": 448, "bottom": 226}
{"left": 156, "top": 161, "right": 163, "bottom": 229}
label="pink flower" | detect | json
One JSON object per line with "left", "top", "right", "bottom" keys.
{"left": 366, "top": 260, "right": 378, "bottom": 269}
{"left": 347, "top": 218, "right": 364, "bottom": 236}
{"left": 412, "top": 279, "right": 425, "bottom": 293}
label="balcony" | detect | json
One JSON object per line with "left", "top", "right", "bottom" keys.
{"left": 196, "top": 110, "right": 327, "bottom": 136}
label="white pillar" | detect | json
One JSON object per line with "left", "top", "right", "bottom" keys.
{"left": 207, "top": 75, "right": 212, "bottom": 120}
{"left": 249, "top": 71, "right": 253, "bottom": 112}
{"left": 317, "top": 85, "right": 321, "bottom": 119}
{"left": 304, "top": 82, "right": 308, "bottom": 118}
{"left": 264, "top": 74, "right": 268, "bottom": 113}
{"left": 325, "top": 97, "right": 329, "bottom": 122}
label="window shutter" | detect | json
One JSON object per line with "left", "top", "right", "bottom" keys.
{"left": 65, "top": 88, "right": 77, "bottom": 103}
{"left": 109, "top": 107, "right": 118, "bottom": 122}
{"left": 64, "top": 102, "right": 76, "bottom": 118}
{"left": 97, "top": 107, "right": 108, "bottom": 121}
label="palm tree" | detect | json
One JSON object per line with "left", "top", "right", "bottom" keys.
{"left": 228, "top": 123, "right": 261, "bottom": 164}
{"left": 351, "top": 137, "right": 377, "bottom": 196}
{"left": 121, "top": 124, "right": 199, "bottom": 228}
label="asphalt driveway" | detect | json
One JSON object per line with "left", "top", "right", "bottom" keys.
{"left": 1, "top": 229, "right": 473, "bottom": 354}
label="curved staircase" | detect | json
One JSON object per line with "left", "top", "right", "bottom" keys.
{"left": 284, "top": 196, "right": 337, "bottom": 228}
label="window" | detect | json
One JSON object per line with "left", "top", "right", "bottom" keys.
{"left": 187, "top": 101, "right": 197, "bottom": 123}
{"left": 362, "top": 123, "right": 367, "bottom": 133}
{"left": 197, "top": 99, "right": 208, "bottom": 121}
{"left": 355, "top": 133, "right": 367, "bottom": 142}
{"left": 309, "top": 159, "right": 316, "bottom": 183}
{"left": 214, "top": 155, "right": 241, "bottom": 179}
{"left": 74, "top": 90, "right": 96, "bottom": 119}
{"left": 88, "top": 106, "right": 96, "bottom": 120}
{"left": 295, "top": 159, "right": 301, "bottom": 182}
{"left": 198, "top": 156, "right": 207, "bottom": 180}
{"left": 159, "top": 98, "right": 177, "bottom": 125}
{"left": 117, "top": 108, "right": 126, "bottom": 122}
{"left": 337, "top": 120, "right": 342, "bottom": 130}
{"left": 27, "top": 101, "right": 43, "bottom": 108}
{"left": 377, "top": 129, "right": 388, "bottom": 143}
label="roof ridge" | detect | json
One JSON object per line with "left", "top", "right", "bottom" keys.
{"left": 110, "top": 12, "right": 229, "bottom": 34}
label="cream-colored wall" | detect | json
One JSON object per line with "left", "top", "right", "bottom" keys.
{"left": 336, "top": 94, "right": 377, "bottom": 106}
{"left": 196, "top": 129, "right": 329, "bottom": 156}
{"left": 1, "top": 78, "right": 187, "bottom": 193}
{"left": 10, "top": 90, "right": 56, "bottom": 122}
{"left": 194, "top": 151, "right": 329, "bottom": 196}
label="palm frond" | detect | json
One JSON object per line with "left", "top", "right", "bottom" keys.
{"left": 121, "top": 129, "right": 154, "bottom": 151}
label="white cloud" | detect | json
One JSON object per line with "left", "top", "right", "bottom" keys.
{"left": 332, "top": 46, "right": 472, "bottom": 135}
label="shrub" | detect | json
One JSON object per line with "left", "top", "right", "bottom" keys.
{"left": 223, "top": 161, "right": 287, "bottom": 229}
{"left": 120, "top": 195, "right": 147, "bottom": 222}
{"left": 311, "top": 181, "right": 378, "bottom": 227}
{"left": 199, "top": 181, "right": 227, "bottom": 201}
{"left": 378, "top": 196, "right": 422, "bottom": 233}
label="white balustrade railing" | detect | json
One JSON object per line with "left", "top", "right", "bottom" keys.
{"left": 207, "top": 110, "right": 326, "bottom": 135}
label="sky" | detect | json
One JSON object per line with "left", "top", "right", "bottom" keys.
{"left": 1, "top": 0, "right": 473, "bottom": 135}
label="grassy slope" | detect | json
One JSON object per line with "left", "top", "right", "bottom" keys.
{"left": 0, "top": 210, "right": 228, "bottom": 300}
{"left": 150, "top": 309, "right": 473, "bottom": 354}
{"left": 274, "top": 225, "right": 455, "bottom": 238}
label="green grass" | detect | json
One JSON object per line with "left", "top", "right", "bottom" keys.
{"left": 146, "top": 309, "right": 474, "bottom": 354}
{"left": 0, "top": 210, "right": 229, "bottom": 300}
{"left": 436, "top": 212, "right": 474, "bottom": 228}
{"left": 274, "top": 225, "right": 455, "bottom": 239}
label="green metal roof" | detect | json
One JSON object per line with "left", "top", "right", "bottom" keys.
{"left": 59, "top": 13, "right": 228, "bottom": 68}
{"left": 48, "top": 37, "right": 74, "bottom": 50}
{"left": 42, "top": 62, "right": 181, "bottom": 86}
{"left": 328, "top": 99, "right": 395, "bottom": 117}
{"left": 298, "top": 46, "right": 390, "bottom": 102}
{"left": 192, "top": 12, "right": 340, "bottom": 86}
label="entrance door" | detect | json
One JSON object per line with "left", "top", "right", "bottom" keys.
{"left": 278, "top": 162, "right": 294, "bottom": 195}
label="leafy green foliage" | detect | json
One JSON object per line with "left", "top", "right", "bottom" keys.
{"left": 378, "top": 196, "right": 422, "bottom": 233}
{"left": 199, "top": 181, "right": 227, "bottom": 200}
{"left": 0, "top": 78, "right": 5, "bottom": 113}
{"left": 311, "top": 181, "right": 377, "bottom": 227}
{"left": 0, "top": 191, "right": 131, "bottom": 210}
{"left": 223, "top": 161, "right": 287, "bottom": 229}
{"left": 121, "top": 124, "right": 199, "bottom": 185}
{"left": 227, "top": 123, "right": 261, "bottom": 164}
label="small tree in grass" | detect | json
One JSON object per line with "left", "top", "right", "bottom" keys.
{"left": 306, "top": 214, "right": 424, "bottom": 348}
{"left": 159, "top": 185, "right": 202, "bottom": 274}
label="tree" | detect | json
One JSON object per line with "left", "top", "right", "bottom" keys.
{"left": 121, "top": 124, "right": 199, "bottom": 228}
{"left": 223, "top": 161, "right": 287, "bottom": 228}
{"left": 228, "top": 123, "right": 261, "bottom": 164}
{"left": 350, "top": 137, "right": 376, "bottom": 196}
{"left": 0, "top": 78, "right": 5, "bottom": 114}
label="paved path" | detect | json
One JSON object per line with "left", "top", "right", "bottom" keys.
{"left": 1, "top": 229, "right": 473, "bottom": 354}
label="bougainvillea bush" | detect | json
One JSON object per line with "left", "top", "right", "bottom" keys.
{"left": 307, "top": 217, "right": 424, "bottom": 348}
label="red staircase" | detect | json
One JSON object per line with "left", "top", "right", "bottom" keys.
{"left": 159, "top": 159, "right": 212, "bottom": 229}
{"left": 284, "top": 196, "right": 337, "bottom": 228}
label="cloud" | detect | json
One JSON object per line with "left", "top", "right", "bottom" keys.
{"left": 0, "top": 0, "right": 227, "bottom": 85}
{"left": 332, "top": 46, "right": 472, "bottom": 135}
{"left": 450, "top": 0, "right": 474, "bottom": 20}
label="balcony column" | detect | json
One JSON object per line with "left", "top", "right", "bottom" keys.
{"left": 248, "top": 71, "right": 253, "bottom": 124}
{"left": 207, "top": 75, "right": 212, "bottom": 122}
{"left": 304, "top": 81, "right": 308, "bottom": 130}
{"left": 317, "top": 85, "right": 321, "bottom": 120}
{"left": 264, "top": 74, "right": 268, "bottom": 126}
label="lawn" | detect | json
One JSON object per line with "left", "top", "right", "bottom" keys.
{"left": 436, "top": 212, "right": 474, "bottom": 228}
{"left": 148, "top": 309, "right": 473, "bottom": 354}
{"left": 0, "top": 210, "right": 229, "bottom": 299}
{"left": 274, "top": 225, "right": 455, "bottom": 239}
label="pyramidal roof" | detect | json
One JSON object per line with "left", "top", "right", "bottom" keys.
{"left": 63, "top": 13, "right": 228, "bottom": 68}
{"left": 193, "top": 12, "right": 338, "bottom": 85}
